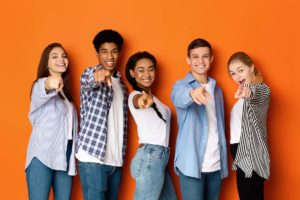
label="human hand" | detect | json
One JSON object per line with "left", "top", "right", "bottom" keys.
{"left": 234, "top": 86, "right": 251, "bottom": 99}
{"left": 94, "top": 68, "right": 112, "bottom": 86}
{"left": 45, "top": 75, "right": 64, "bottom": 92}
{"left": 190, "top": 86, "right": 211, "bottom": 105}
{"left": 138, "top": 91, "right": 154, "bottom": 108}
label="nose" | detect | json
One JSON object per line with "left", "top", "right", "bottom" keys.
{"left": 58, "top": 56, "right": 64, "bottom": 62}
{"left": 198, "top": 57, "right": 204, "bottom": 63}
{"left": 108, "top": 51, "right": 114, "bottom": 59}
{"left": 142, "top": 72, "right": 149, "bottom": 78}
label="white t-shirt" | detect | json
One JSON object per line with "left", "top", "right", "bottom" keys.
{"left": 128, "top": 91, "right": 171, "bottom": 147}
{"left": 201, "top": 82, "right": 221, "bottom": 172}
{"left": 230, "top": 99, "right": 244, "bottom": 144}
{"left": 76, "top": 77, "right": 124, "bottom": 166}
{"left": 62, "top": 93, "right": 73, "bottom": 140}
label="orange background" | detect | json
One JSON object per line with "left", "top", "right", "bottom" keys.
{"left": 1, "top": 0, "right": 299, "bottom": 199}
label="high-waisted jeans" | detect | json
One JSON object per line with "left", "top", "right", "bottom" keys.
{"left": 130, "top": 144, "right": 178, "bottom": 200}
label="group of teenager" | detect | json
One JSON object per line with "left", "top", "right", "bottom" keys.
{"left": 25, "top": 29, "right": 271, "bottom": 200}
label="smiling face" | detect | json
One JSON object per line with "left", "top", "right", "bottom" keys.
{"left": 130, "top": 58, "right": 155, "bottom": 92}
{"left": 97, "top": 42, "right": 120, "bottom": 73}
{"left": 48, "top": 47, "right": 68, "bottom": 76}
{"left": 228, "top": 60, "right": 254, "bottom": 85}
{"left": 187, "top": 47, "right": 213, "bottom": 81}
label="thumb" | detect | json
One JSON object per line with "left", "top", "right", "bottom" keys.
{"left": 106, "top": 76, "right": 112, "bottom": 86}
{"left": 56, "top": 79, "right": 64, "bottom": 92}
{"left": 141, "top": 91, "right": 148, "bottom": 100}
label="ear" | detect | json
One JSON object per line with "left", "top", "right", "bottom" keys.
{"left": 210, "top": 54, "right": 214, "bottom": 63}
{"left": 129, "top": 69, "right": 135, "bottom": 78}
{"left": 251, "top": 64, "right": 254, "bottom": 73}
{"left": 95, "top": 49, "right": 99, "bottom": 57}
{"left": 186, "top": 57, "right": 191, "bottom": 65}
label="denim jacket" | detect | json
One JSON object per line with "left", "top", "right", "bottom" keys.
{"left": 171, "top": 73, "right": 228, "bottom": 179}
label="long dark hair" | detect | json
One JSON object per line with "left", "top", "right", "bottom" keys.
{"left": 30, "top": 43, "right": 72, "bottom": 101}
{"left": 125, "top": 51, "right": 166, "bottom": 123}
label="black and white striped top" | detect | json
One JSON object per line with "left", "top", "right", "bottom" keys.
{"left": 232, "top": 83, "right": 271, "bottom": 180}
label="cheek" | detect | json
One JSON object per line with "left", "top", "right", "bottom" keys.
{"left": 65, "top": 59, "right": 69, "bottom": 67}
{"left": 48, "top": 60, "right": 54, "bottom": 67}
{"left": 135, "top": 72, "right": 143, "bottom": 80}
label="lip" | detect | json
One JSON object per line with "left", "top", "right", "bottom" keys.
{"left": 141, "top": 79, "right": 152, "bottom": 82}
{"left": 238, "top": 79, "right": 245, "bottom": 85}
{"left": 195, "top": 64, "right": 205, "bottom": 68}
{"left": 57, "top": 64, "right": 66, "bottom": 67}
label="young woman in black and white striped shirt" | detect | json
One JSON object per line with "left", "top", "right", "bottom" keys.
{"left": 227, "top": 52, "right": 271, "bottom": 200}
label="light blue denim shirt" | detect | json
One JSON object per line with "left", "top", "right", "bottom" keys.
{"left": 25, "top": 78, "right": 78, "bottom": 175}
{"left": 171, "top": 73, "right": 228, "bottom": 179}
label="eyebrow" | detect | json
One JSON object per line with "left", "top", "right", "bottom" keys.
{"left": 191, "top": 53, "right": 210, "bottom": 56}
{"left": 229, "top": 66, "right": 243, "bottom": 72}
{"left": 137, "top": 65, "right": 154, "bottom": 69}
{"left": 50, "top": 52, "right": 67, "bottom": 56}
{"left": 99, "top": 48, "right": 118, "bottom": 51}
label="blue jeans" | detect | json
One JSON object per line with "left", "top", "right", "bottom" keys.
{"left": 130, "top": 144, "right": 178, "bottom": 200}
{"left": 26, "top": 158, "right": 73, "bottom": 200}
{"left": 78, "top": 161, "right": 122, "bottom": 200}
{"left": 179, "top": 169, "right": 222, "bottom": 200}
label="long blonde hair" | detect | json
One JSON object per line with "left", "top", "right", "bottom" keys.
{"left": 227, "top": 51, "right": 263, "bottom": 83}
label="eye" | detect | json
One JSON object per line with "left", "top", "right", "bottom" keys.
{"left": 100, "top": 50, "right": 107, "bottom": 54}
{"left": 230, "top": 72, "right": 235, "bottom": 76}
{"left": 149, "top": 67, "right": 155, "bottom": 72}
{"left": 112, "top": 50, "right": 119, "bottom": 54}
{"left": 238, "top": 69, "right": 243, "bottom": 73}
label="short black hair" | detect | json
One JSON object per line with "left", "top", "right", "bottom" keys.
{"left": 93, "top": 29, "right": 124, "bottom": 53}
{"left": 187, "top": 38, "right": 212, "bottom": 57}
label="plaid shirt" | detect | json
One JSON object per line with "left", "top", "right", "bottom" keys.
{"left": 76, "top": 65, "right": 128, "bottom": 162}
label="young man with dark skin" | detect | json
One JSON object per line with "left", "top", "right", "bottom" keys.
{"left": 76, "top": 29, "right": 128, "bottom": 200}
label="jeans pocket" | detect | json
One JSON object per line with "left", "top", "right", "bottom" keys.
{"left": 130, "top": 155, "right": 143, "bottom": 179}
{"left": 150, "top": 149, "right": 169, "bottom": 161}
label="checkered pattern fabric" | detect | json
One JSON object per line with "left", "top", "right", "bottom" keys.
{"left": 76, "top": 65, "right": 128, "bottom": 162}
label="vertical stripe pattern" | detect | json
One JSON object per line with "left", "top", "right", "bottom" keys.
{"left": 232, "top": 83, "right": 271, "bottom": 180}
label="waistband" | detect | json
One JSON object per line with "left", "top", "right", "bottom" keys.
{"left": 139, "top": 143, "right": 170, "bottom": 153}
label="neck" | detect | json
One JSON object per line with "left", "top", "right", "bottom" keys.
{"left": 49, "top": 72, "right": 62, "bottom": 77}
{"left": 191, "top": 71, "right": 208, "bottom": 84}
{"left": 135, "top": 83, "right": 151, "bottom": 93}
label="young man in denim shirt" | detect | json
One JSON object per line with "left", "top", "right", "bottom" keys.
{"left": 171, "top": 38, "right": 228, "bottom": 200}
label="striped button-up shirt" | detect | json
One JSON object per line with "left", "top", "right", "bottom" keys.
{"left": 232, "top": 83, "right": 271, "bottom": 179}
{"left": 26, "top": 78, "right": 78, "bottom": 176}
{"left": 76, "top": 65, "right": 128, "bottom": 162}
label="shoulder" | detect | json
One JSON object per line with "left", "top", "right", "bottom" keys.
{"left": 32, "top": 77, "right": 47, "bottom": 90}
{"left": 129, "top": 90, "right": 141, "bottom": 98}
{"left": 247, "top": 82, "right": 271, "bottom": 94}
{"left": 173, "top": 77, "right": 192, "bottom": 88}
{"left": 82, "top": 65, "right": 98, "bottom": 75}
